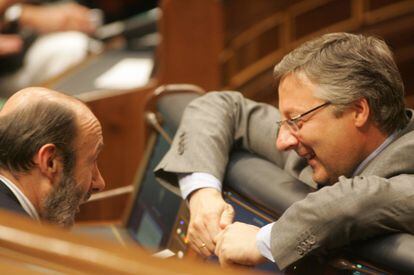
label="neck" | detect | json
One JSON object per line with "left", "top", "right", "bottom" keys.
{"left": 353, "top": 124, "right": 390, "bottom": 174}
{"left": 364, "top": 128, "right": 389, "bottom": 157}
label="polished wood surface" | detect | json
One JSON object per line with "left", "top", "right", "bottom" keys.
{"left": 158, "top": 0, "right": 224, "bottom": 91}
{"left": 0, "top": 210, "right": 263, "bottom": 274}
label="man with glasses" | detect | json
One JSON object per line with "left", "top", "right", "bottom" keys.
{"left": 155, "top": 32, "right": 414, "bottom": 269}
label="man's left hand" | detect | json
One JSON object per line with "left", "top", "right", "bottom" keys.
{"left": 20, "top": 3, "right": 96, "bottom": 34}
{"left": 214, "top": 222, "right": 266, "bottom": 267}
{"left": 0, "top": 34, "right": 22, "bottom": 56}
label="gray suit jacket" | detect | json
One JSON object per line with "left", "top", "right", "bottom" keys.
{"left": 155, "top": 91, "right": 414, "bottom": 269}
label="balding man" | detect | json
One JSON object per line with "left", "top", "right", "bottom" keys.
{"left": 0, "top": 87, "right": 105, "bottom": 227}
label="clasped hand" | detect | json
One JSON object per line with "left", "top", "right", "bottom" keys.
{"left": 187, "top": 188, "right": 265, "bottom": 267}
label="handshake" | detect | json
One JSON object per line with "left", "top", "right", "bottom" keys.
{"left": 186, "top": 188, "right": 266, "bottom": 267}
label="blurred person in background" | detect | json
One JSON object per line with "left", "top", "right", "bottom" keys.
{"left": 0, "top": 0, "right": 102, "bottom": 97}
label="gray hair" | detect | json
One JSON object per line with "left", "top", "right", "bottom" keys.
{"left": 274, "top": 32, "right": 408, "bottom": 134}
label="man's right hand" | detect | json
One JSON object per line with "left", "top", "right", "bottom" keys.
{"left": 187, "top": 188, "right": 234, "bottom": 257}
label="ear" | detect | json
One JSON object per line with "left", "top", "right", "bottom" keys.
{"left": 34, "top": 144, "right": 61, "bottom": 180}
{"left": 352, "top": 98, "right": 370, "bottom": 128}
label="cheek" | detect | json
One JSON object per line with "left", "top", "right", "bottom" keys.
{"left": 313, "top": 125, "right": 356, "bottom": 172}
{"left": 302, "top": 116, "right": 346, "bottom": 146}
{"left": 73, "top": 167, "right": 93, "bottom": 193}
{"left": 299, "top": 123, "right": 344, "bottom": 164}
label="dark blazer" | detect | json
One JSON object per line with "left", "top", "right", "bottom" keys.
{"left": 0, "top": 179, "right": 29, "bottom": 217}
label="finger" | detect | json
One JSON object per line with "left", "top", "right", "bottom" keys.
{"left": 190, "top": 241, "right": 212, "bottom": 258}
{"left": 187, "top": 222, "right": 214, "bottom": 257}
{"left": 214, "top": 230, "right": 224, "bottom": 256}
{"left": 188, "top": 237, "right": 212, "bottom": 258}
{"left": 205, "top": 213, "right": 221, "bottom": 244}
{"left": 188, "top": 213, "right": 218, "bottom": 253}
{"left": 218, "top": 249, "right": 234, "bottom": 268}
{"left": 189, "top": 241, "right": 202, "bottom": 256}
{"left": 199, "top": 242, "right": 212, "bottom": 258}
{"left": 219, "top": 203, "right": 235, "bottom": 229}
{"left": 213, "top": 229, "right": 224, "bottom": 246}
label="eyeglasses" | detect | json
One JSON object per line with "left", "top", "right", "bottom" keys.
{"left": 277, "top": 102, "right": 331, "bottom": 133}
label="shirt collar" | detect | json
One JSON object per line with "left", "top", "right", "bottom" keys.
{"left": 353, "top": 130, "right": 400, "bottom": 176}
{"left": 0, "top": 175, "right": 40, "bottom": 221}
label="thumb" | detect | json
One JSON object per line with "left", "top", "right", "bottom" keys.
{"left": 219, "top": 203, "right": 235, "bottom": 229}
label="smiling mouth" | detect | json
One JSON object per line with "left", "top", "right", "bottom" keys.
{"left": 303, "top": 152, "right": 316, "bottom": 161}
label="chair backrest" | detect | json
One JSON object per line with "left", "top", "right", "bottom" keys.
{"left": 119, "top": 84, "right": 205, "bottom": 251}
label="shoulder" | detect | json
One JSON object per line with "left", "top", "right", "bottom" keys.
{"left": 362, "top": 113, "right": 414, "bottom": 177}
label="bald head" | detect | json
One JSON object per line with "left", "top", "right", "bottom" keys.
{"left": 0, "top": 87, "right": 105, "bottom": 227}
{"left": 0, "top": 87, "right": 95, "bottom": 173}
{"left": 1, "top": 87, "right": 93, "bottom": 121}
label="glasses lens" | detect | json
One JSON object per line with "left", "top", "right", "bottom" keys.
{"left": 286, "top": 119, "right": 299, "bottom": 133}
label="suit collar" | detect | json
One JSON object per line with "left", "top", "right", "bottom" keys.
{"left": 0, "top": 178, "right": 19, "bottom": 203}
{"left": 359, "top": 109, "right": 414, "bottom": 177}
{"left": 0, "top": 175, "right": 40, "bottom": 220}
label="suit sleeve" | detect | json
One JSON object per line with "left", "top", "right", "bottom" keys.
{"left": 155, "top": 91, "right": 287, "bottom": 192}
{"left": 270, "top": 174, "right": 414, "bottom": 269}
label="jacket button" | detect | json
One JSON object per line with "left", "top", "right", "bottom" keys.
{"left": 300, "top": 241, "right": 309, "bottom": 250}
{"left": 308, "top": 235, "right": 316, "bottom": 245}
{"left": 178, "top": 147, "right": 184, "bottom": 155}
{"left": 296, "top": 246, "right": 305, "bottom": 255}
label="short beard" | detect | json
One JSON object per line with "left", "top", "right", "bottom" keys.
{"left": 41, "top": 172, "right": 85, "bottom": 228}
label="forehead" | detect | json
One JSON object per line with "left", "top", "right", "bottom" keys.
{"left": 277, "top": 73, "right": 323, "bottom": 114}
{"left": 75, "top": 113, "right": 103, "bottom": 153}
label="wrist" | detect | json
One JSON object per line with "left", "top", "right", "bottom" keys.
{"left": 188, "top": 187, "right": 222, "bottom": 209}
{"left": 189, "top": 187, "right": 221, "bottom": 200}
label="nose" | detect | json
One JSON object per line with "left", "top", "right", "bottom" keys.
{"left": 92, "top": 167, "right": 105, "bottom": 193}
{"left": 276, "top": 126, "right": 300, "bottom": 151}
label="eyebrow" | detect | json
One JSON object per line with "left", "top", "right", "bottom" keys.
{"left": 279, "top": 106, "right": 301, "bottom": 119}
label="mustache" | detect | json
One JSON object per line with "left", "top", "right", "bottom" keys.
{"left": 82, "top": 191, "right": 92, "bottom": 204}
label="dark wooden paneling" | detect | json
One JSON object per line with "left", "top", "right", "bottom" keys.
{"left": 293, "top": 0, "right": 352, "bottom": 39}
{"left": 399, "top": 60, "right": 414, "bottom": 98}
{"left": 158, "top": 0, "right": 224, "bottom": 91}
{"left": 160, "top": 0, "right": 414, "bottom": 104}
{"left": 223, "top": 0, "right": 298, "bottom": 43}
{"left": 367, "top": 0, "right": 406, "bottom": 11}
{"left": 76, "top": 83, "right": 156, "bottom": 221}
